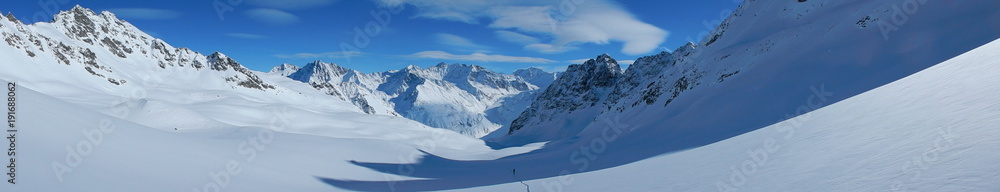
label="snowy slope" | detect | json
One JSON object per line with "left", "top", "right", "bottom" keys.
{"left": 322, "top": 35, "right": 1000, "bottom": 192}
{"left": 273, "top": 61, "right": 558, "bottom": 138}
{"left": 500, "top": 0, "right": 1000, "bottom": 146}
{"left": 0, "top": 78, "right": 505, "bottom": 192}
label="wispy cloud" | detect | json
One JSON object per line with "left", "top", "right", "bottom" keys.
{"left": 245, "top": 8, "right": 300, "bottom": 26}
{"left": 225, "top": 33, "right": 266, "bottom": 39}
{"left": 409, "top": 51, "right": 555, "bottom": 63}
{"left": 527, "top": 43, "right": 578, "bottom": 54}
{"left": 246, "top": 0, "right": 339, "bottom": 10}
{"left": 618, "top": 60, "right": 635, "bottom": 65}
{"left": 274, "top": 51, "right": 363, "bottom": 59}
{"left": 495, "top": 30, "right": 540, "bottom": 45}
{"left": 372, "top": 0, "right": 668, "bottom": 55}
{"left": 434, "top": 33, "right": 490, "bottom": 50}
{"left": 107, "top": 8, "right": 181, "bottom": 20}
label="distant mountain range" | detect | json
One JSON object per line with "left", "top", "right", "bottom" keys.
{"left": 271, "top": 60, "right": 558, "bottom": 137}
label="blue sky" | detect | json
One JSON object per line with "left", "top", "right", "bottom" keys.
{"left": 1, "top": 0, "right": 741, "bottom": 73}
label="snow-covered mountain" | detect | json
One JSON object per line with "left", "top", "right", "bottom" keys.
{"left": 508, "top": 53, "right": 623, "bottom": 138}
{"left": 271, "top": 61, "right": 558, "bottom": 137}
{"left": 512, "top": 67, "right": 560, "bottom": 89}
{"left": 0, "top": 5, "right": 275, "bottom": 91}
{"left": 0, "top": 5, "right": 427, "bottom": 134}
{"left": 0, "top": 5, "right": 556, "bottom": 138}
{"left": 498, "top": 0, "right": 1000, "bottom": 146}
{"left": 269, "top": 63, "right": 300, "bottom": 77}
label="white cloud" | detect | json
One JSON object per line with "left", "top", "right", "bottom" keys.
{"left": 373, "top": 0, "right": 491, "bottom": 23}
{"left": 618, "top": 60, "right": 635, "bottom": 65}
{"left": 372, "top": 0, "right": 668, "bottom": 55}
{"left": 245, "top": 8, "right": 300, "bottom": 26}
{"left": 245, "top": 0, "right": 339, "bottom": 10}
{"left": 107, "top": 8, "right": 181, "bottom": 20}
{"left": 526, "top": 43, "right": 578, "bottom": 54}
{"left": 495, "top": 30, "right": 540, "bottom": 45}
{"left": 225, "top": 33, "right": 266, "bottom": 39}
{"left": 409, "top": 51, "right": 555, "bottom": 63}
{"left": 434, "top": 33, "right": 490, "bottom": 50}
{"left": 274, "top": 51, "right": 363, "bottom": 59}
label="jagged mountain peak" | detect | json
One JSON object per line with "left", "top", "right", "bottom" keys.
{"left": 70, "top": 4, "right": 88, "bottom": 11}
{"left": 207, "top": 51, "right": 227, "bottom": 59}
{"left": 403, "top": 64, "right": 420, "bottom": 71}
{"left": 5, "top": 12, "right": 18, "bottom": 23}
{"left": 568, "top": 54, "right": 623, "bottom": 81}
{"left": 596, "top": 53, "right": 614, "bottom": 60}
{"left": 55, "top": 5, "right": 101, "bottom": 21}
{"left": 580, "top": 53, "right": 623, "bottom": 75}
{"left": 505, "top": 54, "right": 625, "bottom": 136}
{"left": 434, "top": 62, "right": 449, "bottom": 67}
{"left": 206, "top": 52, "right": 239, "bottom": 70}
{"left": 288, "top": 60, "right": 353, "bottom": 83}
{"left": 311, "top": 60, "right": 349, "bottom": 72}
{"left": 49, "top": 5, "right": 133, "bottom": 28}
